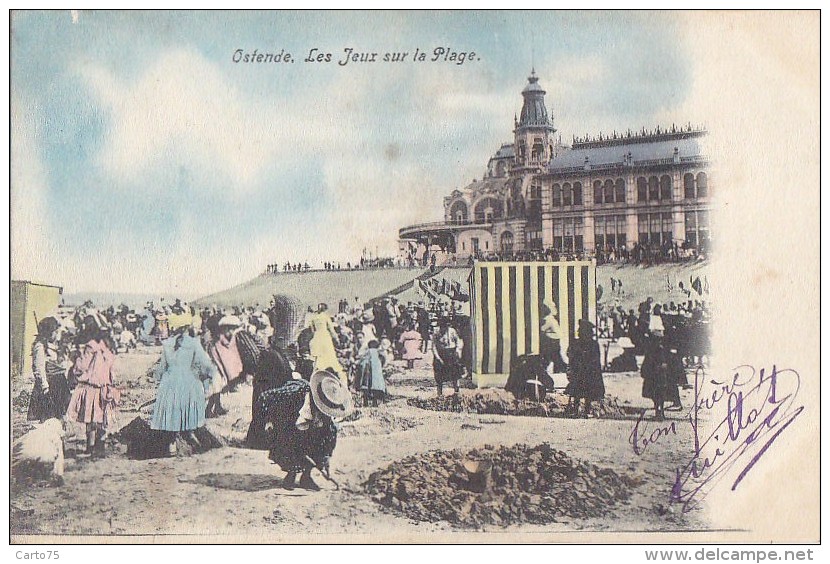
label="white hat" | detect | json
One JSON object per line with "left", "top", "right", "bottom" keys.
{"left": 617, "top": 337, "right": 635, "bottom": 349}
{"left": 218, "top": 315, "right": 242, "bottom": 328}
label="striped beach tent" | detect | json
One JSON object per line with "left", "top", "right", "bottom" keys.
{"left": 469, "top": 261, "right": 597, "bottom": 388}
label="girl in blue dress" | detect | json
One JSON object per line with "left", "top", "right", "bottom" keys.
{"left": 151, "top": 314, "right": 218, "bottom": 448}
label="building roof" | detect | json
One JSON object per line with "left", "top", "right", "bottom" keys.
{"left": 492, "top": 143, "right": 515, "bottom": 159}
{"left": 547, "top": 130, "right": 706, "bottom": 172}
{"left": 458, "top": 176, "right": 509, "bottom": 197}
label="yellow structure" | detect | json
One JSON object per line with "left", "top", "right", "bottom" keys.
{"left": 11, "top": 280, "right": 63, "bottom": 380}
{"left": 469, "top": 261, "right": 596, "bottom": 388}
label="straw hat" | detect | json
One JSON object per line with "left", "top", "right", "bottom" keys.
{"left": 309, "top": 370, "right": 353, "bottom": 419}
{"left": 361, "top": 310, "right": 375, "bottom": 323}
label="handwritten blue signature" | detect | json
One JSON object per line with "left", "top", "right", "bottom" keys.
{"left": 668, "top": 364, "right": 805, "bottom": 512}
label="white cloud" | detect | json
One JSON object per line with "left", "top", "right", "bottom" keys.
{"left": 10, "top": 95, "right": 60, "bottom": 285}
{"left": 79, "top": 48, "right": 343, "bottom": 194}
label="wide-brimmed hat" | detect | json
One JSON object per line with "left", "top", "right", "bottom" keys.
{"left": 218, "top": 315, "right": 242, "bottom": 328}
{"left": 361, "top": 311, "right": 375, "bottom": 322}
{"left": 309, "top": 370, "right": 353, "bottom": 419}
{"left": 617, "top": 337, "right": 635, "bottom": 349}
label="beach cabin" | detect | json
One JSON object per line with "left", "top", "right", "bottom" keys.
{"left": 468, "top": 262, "right": 597, "bottom": 388}
{"left": 11, "top": 280, "right": 64, "bottom": 380}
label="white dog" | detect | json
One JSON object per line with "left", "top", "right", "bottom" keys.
{"left": 12, "top": 418, "right": 66, "bottom": 486}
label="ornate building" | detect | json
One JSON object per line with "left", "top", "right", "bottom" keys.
{"left": 399, "top": 71, "right": 712, "bottom": 262}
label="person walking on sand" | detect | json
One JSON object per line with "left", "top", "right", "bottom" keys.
{"left": 65, "top": 315, "right": 120, "bottom": 457}
{"left": 357, "top": 340, "right": 387, "bottom": 407}
{"left": 151, "top": 312, "right": 218, "bottom": 455}
{"left": 432, "top": 317, "right": 463, "bottom": 396}
{"left": 564, "top": 319, "right": 605, "bottom": 418}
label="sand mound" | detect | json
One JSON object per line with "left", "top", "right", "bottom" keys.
{"left": 365, "top": 443, "right": 637, "bottom": 528}
{"left": 407, "top": 389, "right": 637, "bottom": 419}
{"left": 338, "top": 407, "right": 420, "bottom": 437}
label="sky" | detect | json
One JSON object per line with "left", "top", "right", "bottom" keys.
{"left": 10, "top": 10, "right": 694, "bottom": 296}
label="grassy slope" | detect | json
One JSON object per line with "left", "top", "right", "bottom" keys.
{"left": 193, "top": 268, "right": 426, "bottom": 309}
{"left": 194, "top": 261, "right": 711, "bottom": 312}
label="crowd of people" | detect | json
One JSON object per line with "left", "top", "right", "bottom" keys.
{"left": 595, "top": 240, "right": 709, "bottom": 266}
{"left": 24, "top": 269, "right": 710, "bottom": 489}
{"left": 264, "top": 256, "right": 403, "bottom": 275}
{"left": 24, "top": 286, "right": 473, "bottom": 489}
{"left": 503, "top": 292, "right": 711, "bottom": 420}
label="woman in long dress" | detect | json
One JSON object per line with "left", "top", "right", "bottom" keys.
{"left": 151, "top": 313, "right": 218, "bottom": 451}
{"left": 640, "top": 331, "right": 676, "bottom": 421}
{"left": 565, "top": 319, "right": 605, "bottom": 418}
{"left": 259, "top": 378, "right": 338, "bottom": 491}
{"left": 357, "top": 340, "right": 387, "bottom": 406}
{"left": 307, "top": 304, "right": 347, "bottom": 386}
{"left": 65, "top": 315, "right": 120, "bottom": 457}
{"left": 245, "top": 348, "right": 293, "bottom": 450}
{"left": 27, "top": 316, "right": 71, "bottom": 422}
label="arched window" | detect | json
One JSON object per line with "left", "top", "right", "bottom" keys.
{"left": 615, "top": 178, "right": 626, "bottom": 203}
{"left": 696, "top": 172, "right": 708, "bottom": 198}
{"left": 531, "top": 140, "right": 545, "bottom": 162}
{"left": 474, "top": 197, "right": 502, "bottom": 223}
{"left": 495, "top": 161, "right": 506, "bottom": 177}
{"left": 552, "top": 183, "right": 562, "bottom": 207}
{"left": 500, "top": 231, "right": 514, "bottom": 252}
{"left": 563, "top": 182, "right": 572, "bottom": 206}
{"left": 648, "top": 176, "right": 660, "bottom": 201}
{"left": 637, "top": 177, "right": 647, "bottom": 202}
{"left": 684, "top": 173, "right": 695, "bottom": 199}
{"left": 573, "top": 182, "right": 583, "bottom": 205}
{"left": 594, "top": 180, "right": 603, "bottom": 204}
{"left": 660, "top": 175, "right": 672, "bottom": 200}
{"left": 449, "top": 200, "right": 468, "bottom": 224}
{"left": 603, "top": 179, "right": 614, "bottom": 204}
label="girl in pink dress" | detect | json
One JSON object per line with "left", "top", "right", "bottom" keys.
{"left": 66, "top": 315, "right": 119, "bottom": 457}
{"left": 398, "top": 323, "right": 423, "bottom": 369}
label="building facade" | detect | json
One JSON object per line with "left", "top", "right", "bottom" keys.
{"left": 399, "top": 71, "right": 712, "bottom": 263}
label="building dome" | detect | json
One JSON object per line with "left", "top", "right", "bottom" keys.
{"left": 518, "top": 70, "right": 554, "bottom": 130}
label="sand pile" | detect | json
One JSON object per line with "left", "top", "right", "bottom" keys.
{"left": 365, "top": 443, "right": 637, "bottom": 528}
{"left": 338, "top": 407, "right": 420, "bottom": 437}
{"left": 407, "top": 389, "right": 637, "bottom": 419}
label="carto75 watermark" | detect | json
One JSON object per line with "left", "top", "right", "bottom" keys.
{"left": 15, "top": 551, "right": 60, "bottom": 560}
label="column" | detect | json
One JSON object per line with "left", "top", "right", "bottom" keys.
{"left": 542, "top": 212, "right": 554, "bottom": 249}
{"left": 583, "top": 210, "right": 595, "bottom": 252}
